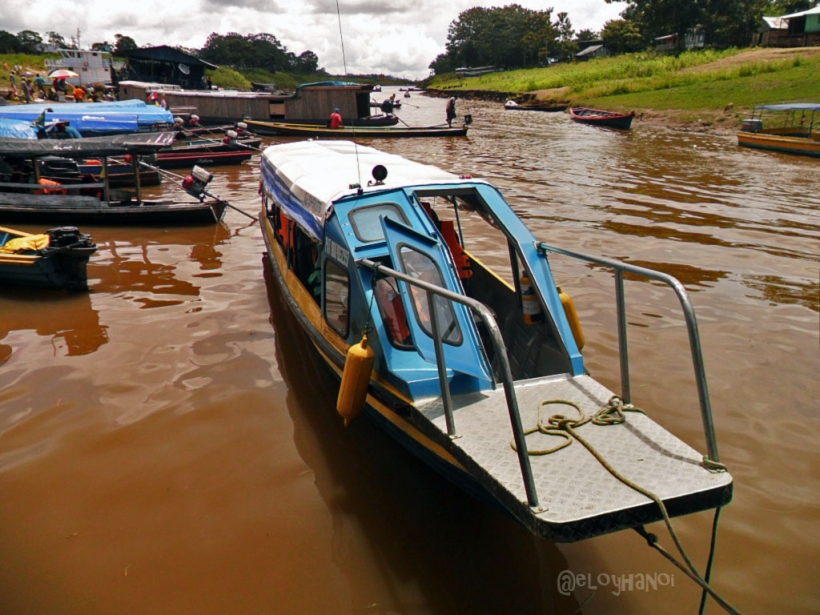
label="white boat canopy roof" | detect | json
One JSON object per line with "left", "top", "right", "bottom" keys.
{"left": 755, "top": 103, "right": 820, "bottom": 111}
{"left": 260, "top": 140, "right": 480, "bottom": 240}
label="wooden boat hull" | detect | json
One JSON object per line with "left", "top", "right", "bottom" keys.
{"left": 155, "top": 138, "right": 260, "bottom": 168}
{"left": 246, "top": 120, "right": 467, "bottom": 138}
{"left": 737, "top": 130, "right": 820, "bottom": 157}
{"left": 155, "top": 149, "right": 254, "bottom": 169}
{"left": 0, "top": 193, "right": 227, "bottom": 226}
{"left": 569, "top": 107, "right": 635, "bottom": 129}
{"left": 0, "top": 226, "right": 96, "bottom": 291}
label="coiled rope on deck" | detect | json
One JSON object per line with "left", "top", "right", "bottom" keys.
{"left": 512, "top": 396, "right": 741, "bottom": 615}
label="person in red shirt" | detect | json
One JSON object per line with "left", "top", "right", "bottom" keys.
{"left": 329, "top": 108, "right": 343, "bottom": 129}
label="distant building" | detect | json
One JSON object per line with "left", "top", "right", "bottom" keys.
{"left": 655, "top": 27, "right": 706, "bottom": 53}
{"left": 455, "top": 66, "right": 500, "bottom": 77}
{"left": 576, "top": 44, "right": 610, "bottom": 61}
{"left": 756, "top": 6, "right": 820, "bottom": 47}
{"left": 120, "top": 46, "right": 217, "bottom": 90}
{"left": 752, "top": 17, "right": 788, "bottom": 47}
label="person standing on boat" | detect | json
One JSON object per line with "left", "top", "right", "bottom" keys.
{"left": 330, "top": 108, "right": 344, "bottom": 129}
{"left": 446, "top": 97, "right": 457, "bottom": 127}
{"left": 47, "top": 120, "right": 82, "bottom": 139}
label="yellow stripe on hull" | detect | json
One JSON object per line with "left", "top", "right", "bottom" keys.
{"left": 738, "top": 132, "right": 820, "bottom": 157}
{"left": 261, "top": 208, "right": 466, "bottom": 474}
{"left": 315, "top": 345, "right": 466, "bottom": 472}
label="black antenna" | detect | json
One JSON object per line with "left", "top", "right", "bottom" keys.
{"left": 334, "top": 0, "right": 363, "bottom": 189}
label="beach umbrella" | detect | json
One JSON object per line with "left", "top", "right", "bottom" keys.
{"left": 48, "top": 69, "right": 79, "bottom": 79}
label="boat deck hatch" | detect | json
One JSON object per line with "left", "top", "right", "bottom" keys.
{"left": 418, "top": 374, "right": 732, "bottom": 542}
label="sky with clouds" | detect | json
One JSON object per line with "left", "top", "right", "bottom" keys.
{"left": 0, "top": 0, "right": 626, "bottom": 80}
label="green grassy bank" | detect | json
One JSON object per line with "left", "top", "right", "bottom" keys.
{"left": 425, "top": 47, "right": 820, "bottom": 130}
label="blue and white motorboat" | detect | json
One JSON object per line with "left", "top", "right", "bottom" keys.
{"left": 258, "top": 140, "right": 733, "bottom": 544}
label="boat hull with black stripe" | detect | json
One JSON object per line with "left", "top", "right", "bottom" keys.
{"left": 246, "top": 120, "right": 468, "bottom": 138}
{"left": 258, "top": 139, "right": 732, "bottom": 543}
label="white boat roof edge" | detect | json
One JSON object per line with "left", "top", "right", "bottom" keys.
{"left": 261, "top": 140, "right": 488, "bottom": 229}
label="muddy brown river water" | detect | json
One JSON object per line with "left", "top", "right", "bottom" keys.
{"left": 1, "top": 90, "right": 818, "bottom": 615}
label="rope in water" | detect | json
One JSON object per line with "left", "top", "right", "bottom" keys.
{"left": 513, "top": 396, "right": 741, "bottom": 615}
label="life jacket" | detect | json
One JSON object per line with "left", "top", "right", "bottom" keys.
{"left": 440, "top": 220, "right": 472, "bottom": 279}
{"left": 34, "top": 178, "right": 68, "bottom": 195}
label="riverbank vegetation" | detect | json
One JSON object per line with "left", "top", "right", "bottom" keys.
{"left": 425, "top": 47, "right": 820, "bottom": 131}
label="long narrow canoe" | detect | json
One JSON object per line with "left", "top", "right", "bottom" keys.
{"left": 737, "top": 103, "right": 820, "bottom": 158}
{"left": 245, "top": 120, "right": 468, "bottom": 138}
{"left": 737, "top": 130, "right": 820, "bottom": 157}
{"left": 569, "top": 106, "right": 635, "bottom": 130}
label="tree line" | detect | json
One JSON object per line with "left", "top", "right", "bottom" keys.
{"left": 601, "top": 0, "right": 815, "bottom": 54}
{"left": 430, "top": 0, "right": 816, "bottom": 75}
{"left": 0, "top": 29, "right": 320, "bottom": 74}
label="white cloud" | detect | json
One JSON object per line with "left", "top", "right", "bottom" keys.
{"left": 0, "top": 0, "right": 626, "bottom": 80}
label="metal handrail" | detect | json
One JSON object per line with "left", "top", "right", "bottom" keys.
{"left": 535, "top": 241, "right": 720, "bottom": 463}
{"left": 358, "top": 257, "right": 541, "bottom": 508}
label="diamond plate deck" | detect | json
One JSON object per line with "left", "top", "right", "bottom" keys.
{"left": 417, "top": 374, "right": 732, "bottom": 526}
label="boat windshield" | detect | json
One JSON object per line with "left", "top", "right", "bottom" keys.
{"left": 349, "top": 202, "right": 407, "bottom": 243}
{"left": 399, "top": 245, "right": 462, "bottom": 345}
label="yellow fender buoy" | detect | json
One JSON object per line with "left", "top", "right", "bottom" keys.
{"left": 558, "top": 286, "right": 585, "bottom": 350}
{"left": 337, "top": 333, "right": 376, "bottom": 427}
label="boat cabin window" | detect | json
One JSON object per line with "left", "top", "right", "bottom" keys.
{"left": 349, "top": 203, "right": 408, "bottom": 243}
{"left": 373, "top": 277, "right": 413, "bottom": 349}
{"left": 324, "top": 259, "right": 350, "bottom": 337}
{"left": 399, "top": 245, "right": 462, "bottom": 346}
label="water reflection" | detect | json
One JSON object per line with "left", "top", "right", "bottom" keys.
{"left": 0, "top": 289, "right": 108, "bottom": 361}
{"left": 89, "top": 223, "right": 232, "bottom": 306}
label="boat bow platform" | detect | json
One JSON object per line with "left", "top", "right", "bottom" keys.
{"left": 418, "top": 374, "right": 731, "bottom": 542}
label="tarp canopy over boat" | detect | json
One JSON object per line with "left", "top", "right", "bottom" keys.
{"left": 0, "top": 131, "right": 177, "bottom": 158}
{"left": 260, "top": 140, "right": 469, "bottom": 241}
{"left": 754, "top": 103, "right": 820, "bottom": 112}
{"left": 0, "top": 118, "right": 37, "bottom": 139}
{"left": 0, "top": 100, "right": 173, "bottom": 134}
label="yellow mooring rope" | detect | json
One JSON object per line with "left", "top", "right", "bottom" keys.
{"left": 513, "top": 396, "right": 741, "bottom": 615}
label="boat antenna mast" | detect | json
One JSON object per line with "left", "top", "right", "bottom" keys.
{"left": 334, "top": 0, "right": 363, "bottom": 191}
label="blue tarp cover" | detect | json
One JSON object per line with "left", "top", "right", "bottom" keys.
{"left": 0, "top": 118, "right": 37, "bottom": 139}
{"left": 0, "top": 100, "right": 172, "bottom": 135}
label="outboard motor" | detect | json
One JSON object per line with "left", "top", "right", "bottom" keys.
{"left": 181, "top": 165, "right": 214, "bottom": 201}
{"left": 38, "top": 156, "right": 82, "bottom": 181}
{"left": 235, "top": 122, "right": 248, "bottom": 136}
{"left": 222, "top": 129, "right": 239, "bottom": 147}
{"left": 46, "top": 226, "right": 95, "bottom": 249}
{"left": 464, "top": 114, "right": 473, "bottom": 125}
